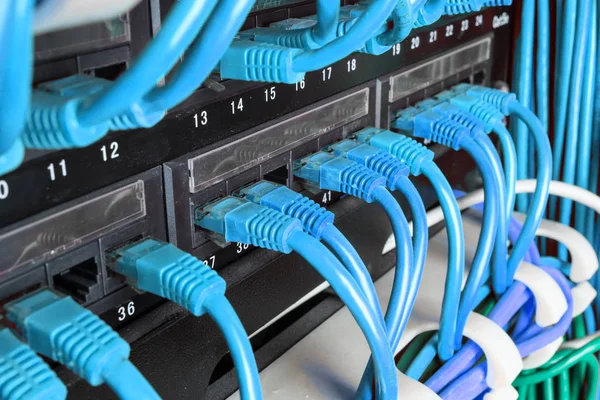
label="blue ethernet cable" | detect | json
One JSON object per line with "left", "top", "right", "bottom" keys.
{"left": 4, "top": 290, "right": 160, "bottom": 400}
{"left": 575, "top": 4, "right": 597, "bottom": 244}
{"left": 511, "top": 0, "right": 535, "bottom": 212}
{"left": 109, "top": 238, "right": 261, "bottom": 400}
{"left": 235, "top": 180, "right": 384, "bottom": 324}
{"left": 142, "top": 0, "right": 255, "bottom": 114}
{"left": 76, "top": 0, "right": 219, "bottom": 126}
{"left": 221, "top": 0, "right": 398, "bottom": 82}
{"left": 393, "top": 107, "right": 505, "bottom": 343}
{"left": 293, "top": 151, "right": 413, "bottom": 353}
{"left": 439, "top": 265, "right": 574, "bottom": 399}
{"left": 0, "top": 328, "right": 67, "bottom": 400}
{"left": 0, "top": 0, "right": 33, "bottom": 174}
{"left": 354, "top": 128, "right": 464, "bottom": 361}
{"left": 417, "top": 96, "right": 517, "bottom": 219}
{"left": 291, "top": 0, "right": 398, "bottom": 72}
{"left": 322, "top": 139, "right": 429, "bottom": 400}
{"left": 239, "top": 1, "right": 340, "bottom": 50}
{"left": 193, "top": 197, "right": 398, "bottom": 399}
{"left": 557, "top": 0, "right": 592, "bottom": 261}
{"left": 22, "top": 0, "right": 219, "bottom": 151}
{"left": 411, "top": 0, "right": 446, "bottom": 27}
{"left": 549, "top": 0, "right": 578, "bottom": 225}
{"left": 447, "top": 85, "right": 552, "bottom": 291}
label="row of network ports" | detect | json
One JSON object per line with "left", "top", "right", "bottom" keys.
{"left": 0, "top": 43, "right": 492, "bottom": 331}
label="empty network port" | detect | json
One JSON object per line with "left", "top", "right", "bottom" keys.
{"left": 48, "top": 243, "right": 103, "bottom": 305}
{"left": 52, "top": 257, "right": 103, "bottom": 305}
{"left": 85, "top": 62, "right": 127, "bottom": 81}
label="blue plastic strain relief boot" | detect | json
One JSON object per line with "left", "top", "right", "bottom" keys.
{"left": 5, "top": 290, "right": 130, "bottom": 387}
{"left": 294, "top": 151, "right": 386, "bottom": 202}
{"left": 239, "top": 24, "right": 321, "bottom": 50}
{"left": 111, "top": 238, "right": 226, "bottom": 316}
{"left": 195, "top": 196, "right": 303, "bottom": 253}
{"left": 219, "top": 40, "right": 305, "bottom": 84}
{"left": 325, "top": 139, "right": 410, "bottom": 191}
{"left": 414, "top": 99, "right": 486, "bottom": 133}
{"left": 236, "top": 181, "right": 334, "bottom": 239}
{"left": 395, "top": 108, "right": 470, "bottom": 150}
{"left": 451, "top": 84, "right": 516, "bottom": 116}
{"left": 0, "top": 329, "right": 67, "bottom": 400}
{"left": 443, "top": 0, "right": 485, "bottom": 15}
{"left": 482, "top": 0, "right": 512, "bottom": 5}
{"left": 436, "top": 91, "right": 505, "bottom": 133}
{"left": 354, "top": 127, "right": 435, "bottom": 176}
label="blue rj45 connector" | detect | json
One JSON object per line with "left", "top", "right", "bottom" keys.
{"left": 294, "top": 151, "right": 386, "bottom": 202}
{"left": 23, "top": 75, "right": 164, "bottom": 150}
{"left": 324, "top": 139, "right": 410, "bottom": 191}
{"left": 5, "top": 289, "right": 159, "bottom": 400}
{"left": 0, "top": 329, "right": 67, "bottom": 400}
{"left": 236, "top": 181, "right": 334, "bottom": 239}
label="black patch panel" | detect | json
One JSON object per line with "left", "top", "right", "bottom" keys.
{"left": 1, "top": 3, "right": 515, "bottom": 399}
{"left": 0, "top": 7, "right": 513, "bottom": 228}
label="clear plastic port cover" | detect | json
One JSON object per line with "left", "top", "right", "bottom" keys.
{"left": 389, "top": 36, "right": 492, "bottom": 103}
{"left": 0, "top": 181, "right": 146, "bottom": 278}
{"left": 189, "top": 88, "right": 370, "bottom": 193}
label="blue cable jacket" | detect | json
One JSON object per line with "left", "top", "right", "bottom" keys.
{"left": 575, "top": 0, "right": 597, "bottom": 238}
{"left": 292, "top": 0, "right": 397, "bottom": 72}
{"left": 536, "top": 0, "right": 550, "bottom": 134}
{"left": 313, "top": 0, "right": 340, "bottom": 45}
{"left": 356, "top": 187, "right": 418, "bottom": 399}
{"left": 557, "top": 0, "right": 591, "bottom": 261}
{"left": 587, "top": 0, "right": 600, "bottom": 246}
{"left": 204, "top": 295, "right": 263, "bottom": 400}
{"left": 287, "top": 231, "right": 398, "bottom": 400}
{"left": 549, "top": 0, "right": 578, "bottom": 223}
{"left": 77, "top": 0, "right": 219, "bottom": 125}
{"left": 321, "top": 225, "right": 384, "bottom": 324}
{"left": 371, "top": 186, "right": 413, "bottom": 350}
{"left": 103, "top": 359, "right": 161, "bottom": 400}
{"left": 505, "top": 101, "right": 552, "bottom": 287}
{"left": 394, "top": 176, "right": 428, "bottom": 332}
{"left": 454, "top": 137, "right": 502, "bottom": 340}
{"left": 493, "top": 123, "right": 517, "bottom": 219}
{"left": 512, "top": 0, "right": 535, "bottom": 212}
{"left": 0, "top": 0, "right": 34, "bottom": 154}
{"left": 421, "top": 161, "right": 464, "bottom": 361}
{"left": 353, "top": 185, "right": 414, "bottom": 400}
{"left": 144, "top": 0, "right": 254, "bottom": 112}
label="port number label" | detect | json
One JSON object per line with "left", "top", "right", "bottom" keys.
{"left": 0, "top": 181, "right": 8, "bottom": 200}
{"left": 475, "top": 15, "right": 484, "bottom": 27}
{"left": 410, "top": 36, "right": 420, "bottom": 50}
{"left": 230, "top": 98, "right": 244, "bottom": 115}
{"left": 445, "top": 24, "right": 454, "bottom": 37}
{"left": 295, "top": 77, "right": 306, "bottom": 91}
{"left": 194, "top": 110, "right": 208, "bottom": 127}
{"left": 461, "top": 19, "right": 469, "bottom": 32}
{"left": 322, "top": 67, "right": 333, "bottom": 81}
{"left": 118, "top": 301, "right": 135, "bottom": 322}
{"left": 264, "top": 87, "right": 276, "bottom": 102}
{"left": 203, "top": 255, "right": 216, "bottom": 269}
{"left": 236, "top": 242, "right": 250, "bottom": 254}
{"left": 321, "top": 190, "right": 332, "bottom": 205}
{"left": 347, "top": 59, "right": 357, "bottom": 72}
{"left": 392, "top": 43, "right": 401, "bottom": 56}
{"left": 100, "top": 142, "right": 120, "bottom": 162}
{"left": 429, "top": 30, "right": 438, "bottom": 43}
{"left": 47, "top": 159, "right": 67, "bottom": 181}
